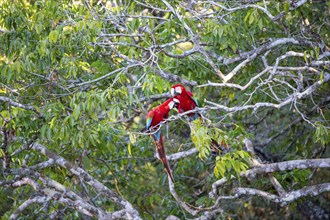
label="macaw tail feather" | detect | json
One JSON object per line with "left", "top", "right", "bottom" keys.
{"left": 153, "top": 135, "right": 175, "bottom": 183}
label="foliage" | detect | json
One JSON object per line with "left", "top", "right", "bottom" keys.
{"left": 0, "top": 0, "right": 329, "bottom": 219}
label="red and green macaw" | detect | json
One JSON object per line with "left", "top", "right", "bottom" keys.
{"left": 170, "top": 84, "right": 200, "bottom": 121}
{"left": 146, "top": 97, "right": 179, "bottom": 182}
{"left": 170, "top": 84, "right": 228, "bottom": 154}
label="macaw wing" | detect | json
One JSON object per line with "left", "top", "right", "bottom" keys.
{"left": 191, "top": 97, "right": 198, "bottom": 107}
{"left": 187, "top": 91, "right": 198, "bottom": 107}
{"left": 146, "top": 111, "right": 154, "bottom": 130}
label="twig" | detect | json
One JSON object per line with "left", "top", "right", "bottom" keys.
{"left": 233, "top": 183, "right": 330, "bottom": 205}
{"left": 168, "top": 179, "right": 199, "bottom": 216}
{"left": 31, "top": 143, "right": 142, "bottom": 219}
{"left": 210, "top": 158, "right": 330, "bottom": 198}
{"left": 0, "top": 96, "right": 37, "bottom": 112}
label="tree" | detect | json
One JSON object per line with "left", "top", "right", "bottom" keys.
{"left": 0, "top": 0, "right": 329, "bottom": 219}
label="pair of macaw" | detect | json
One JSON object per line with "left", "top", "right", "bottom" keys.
{"left": 146, "top": 84, "right": 198, "bottom": 182}
{"left": 146, "top": 84, "right": 227, "bottom": 182}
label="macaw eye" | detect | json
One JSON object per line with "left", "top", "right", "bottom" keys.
{"left": 175, "top": 87, "right": 182, "bottom": 94}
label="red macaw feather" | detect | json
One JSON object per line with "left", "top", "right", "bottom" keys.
{"left": 171, "top": 84, "right": 229, "bottom": 155}
{"left": 171, "top": 84, "right": 200, "bottom": 120}
{"left": 146, "top": 98, "right": 176, "bottom": 182}
{"left": 152, "top": 135, "right": 174, "bottom": 183}
{"left": 146, "top": 98, "right": 174, "bottom": 131}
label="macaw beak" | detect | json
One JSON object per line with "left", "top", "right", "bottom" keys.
{"left": 173, "top": 98, "right": 180, "bottom": 107}
{"left": 170, "top": 88, "right": 175, "bottom": 96}
{"left": 168, "top": 98, "right": 180, "bottom": 109}
{"left": 168, "top": 101, "right": 175, "bottom": 109}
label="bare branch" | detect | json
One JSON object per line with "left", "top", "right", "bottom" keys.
{"left": 154, "top": 68, "right": 197, "bottom": 86}
{"left": 167, "top": 148, "right": 198, "bottom": 161}
{"left": 210, "top": 158, "right": 330, "bottom": 198}
{"left": 9, "top": 196, "right": 51, "bottom": 220}
{"left": 290, "top": 0, "right": 308, "bottom": 10}
{"left": 69, "top": 63, "right": 142, "bottom": 88}
{"left": 205, "top": 1, "right": 278, "bottom": 20}
{"left": 204, "top": 72, "right": 330, "bottom": 113}
{"left": 30, "top": 143, "right": 142, "bottom": 219}
{"left": 233, "top": 183, "right": 330, "bottom": 205}
{"left": 133, "top": 0, "right": 170, "bottom": 13}
{"left": 162, "top": 0, "right": 225, "bottom": 80}
{"left": 244, "top": 138, "right": 286, "bottom": 196}
{"left": 0, "top": 96, "right": 37, "bottom": 112}
{"left": 216, "top": 38, "right": 318, "bottom": 65}
{"left": 139, "top": 92, "right": 171, "bottom": 103}
{"left": 223, "top": 53, "right": 257, "bottom": 82}
{"left": 11, "top": 177, "right": 41, "bottom": 191}
{"left": 38, "top": 176, "right": 128, "bottom": 219}
{"left": 168, "top": 179, "right": 199, "bottom": 216}
{"left": 163, "top": 48, "right": 198, "bottom": 58}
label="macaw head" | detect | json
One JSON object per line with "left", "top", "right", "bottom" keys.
{"left": 168, "top": 97, "right": 180, "bottom": 109}
{"left": 170, "top": 84, "right": 186, "bottom": 96}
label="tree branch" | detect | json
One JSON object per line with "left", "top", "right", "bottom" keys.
{"left": 30, "top": 143, "right": 142, "bottom": 219}
{"left": 204, "top": 72, "right": 330, "bottom": 113}
{"left": 168, "top": 179, "right": 199, "bottom": 216}
{"left": 233, "top": 183, "right": 330, "bottom": 205}
{"left": 9, "top": 196, "right": 51, "bottom": 220}
{"left": 154, "top": 68, "right": 197, "bottom": 86}
{"left": 210, "top": 158, "right": 330, "bottom": 198}
{"left": 167, "top": 148, "right": 198, "bottom": 161}
{"left": 0, "top": 96, "right": 37, "bottom": 112}
{"left": 215, "top": 38, "right": 318, "bottom": 65}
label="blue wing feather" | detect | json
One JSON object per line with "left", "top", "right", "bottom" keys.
{"left": 187, "top": 93, "right": 200, "bottom": 121}
{"left": 187, "top": 93, "right": 198, "bottom": 107}
{"left": 192, "top": 97, "right": 198, "bottom": 107}
{"left": 153, "top": 130, "right": 161, "bottom": 141}
{"left": 146, "top": 116, "right": 153, "bottom": 130}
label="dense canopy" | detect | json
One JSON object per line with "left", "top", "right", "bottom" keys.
{"left": 0, "top": 0, "right": 329, "bottom": 219}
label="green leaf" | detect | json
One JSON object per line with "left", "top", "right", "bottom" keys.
{"left": 214, "top": 159, "right": 226, "bottom": 178}
{"left": 313, "top": 123, "right": 330, "bottom": 146}
{"left": 76, "top": 20, "right": 86, "bottom": 31}
{"left": 244, "top": 10, "right": 252, "bottom": 23}
{"left": 128, "top": 143, "right": 132, "bottom": 156}
{"left": 283, "top": 2, "right": 290, "bottom": 14}
{"left": 82, "top": 155, "right": 92, "bottom": 170}
{"left": 49, "top": 30, "right": 59, "bottom": 43}
{"left": 249, "top": 12, "right": 255, "bottom": 24}
{"left": 231, "top": 160, "right": 240, "bottom": 174}
{"left": 0, "top": 149, "right": 5, "bottom": 157}
{"left": 190, "top": 120, "right": 211, "bottom": 160}
{"left": 276, "top": 2, "right": 280, "bottom": 12}
{"left": 73, "top": 106, "right": 81, "bottom": 120}
{"left": 90, "top": 112, "right": 98, "bottom": 121}
{"left": 320, "top": 71, "right": 324, "bottom": 82}
{"left": 304, "top": 51, "right": 308, "bottom": 63}
{"left": 33, "top": 105, "right": 42, "bottom": 113}
{"left": 47, "top": 126, "right": 52, "bottom": 140}
{"left": 258, "top": 19, "right": 263, "bottom": 30}
{"left": 129, "top": 133, "right": 136, "bottom": 144}
{"left": 218, "top": 26, "right": 224, "bottom": 38}
{"left": 49, "top": 117, "right": 57, "bottom": 129}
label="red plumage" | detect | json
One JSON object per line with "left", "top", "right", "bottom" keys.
{"left": 146, "top": 98, "right": 173, "bottom": 129}
{"left": 146, "top": 98, "right": 176, "bottom": 182}
{"left": 171, "top": 84, "right": 228, "bottom": 154}
{"left": 170, "top": 84, "right": 199, "bottom": 120}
